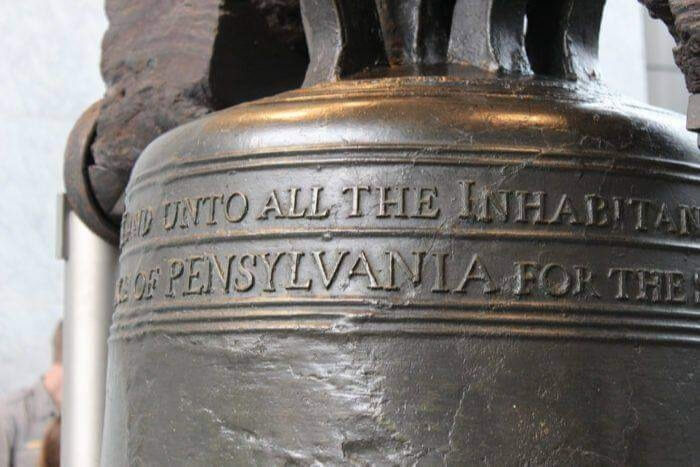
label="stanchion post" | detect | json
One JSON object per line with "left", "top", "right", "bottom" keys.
{"left": 58, "top": 195, "right": 118, "bottom": 467}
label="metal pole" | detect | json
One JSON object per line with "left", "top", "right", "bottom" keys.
{"left": 59, "top": 198, "right": 118, "bottom": 467}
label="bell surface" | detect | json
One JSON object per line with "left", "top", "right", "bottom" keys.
{"left": 105, "top": 1, "right": 700, "bottom": 464}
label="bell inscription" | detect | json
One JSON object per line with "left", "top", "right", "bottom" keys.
{"left": 117, "top": 164, "right": 700, "bottom": 333}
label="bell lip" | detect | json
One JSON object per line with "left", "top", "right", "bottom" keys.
{"left": 126, "top": 76, "right": 698, "bottom": 200}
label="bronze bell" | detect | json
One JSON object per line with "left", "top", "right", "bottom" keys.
{"left": 105, "top": 0, "right": 700, "bottom": 464}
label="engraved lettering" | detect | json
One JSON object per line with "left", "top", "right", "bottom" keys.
{"left": 431, "top": 252, "right": 449, "bottom": 293}
{"left": 573, "top": 266, "right": 599, "bottom": 297}
{"left": 286, "top": 251, "right": 312, "bottom": 290}
{"left": 260, "top": 252, "right": 285, "bottom": 291}
{"left": 145, "top": 268, "right": 159, "bottom": 300}
{"left": 165, "top": 259, "right": 185, "bottom": 297}
{"left": 120, "top": 208, "right": 153, "bottom": 246}
{"left": 453, "top": 254, "right": 498, "bottom": 293}
{"left": 636, "top": 269, "right": 662, "bottom": 302}
{"left": 665, "top": 271, "right": 686, "bottom": 303}
{"left": 585, "top": 194, "right": 610, "bottom": 227}
{"left": 184, "top": 255, "right": 207, "bottom": 295}
{"left": 514, "top": 262, "right": 538, "bottom": 296}
{"left": 133, "top": 272, "right": 147, "bottom": 301}
{"left": 287, "top": 188, "right": 307, "bottom": 218}
{"left": 608, "top": 267, "right": 635, "bottom": 300}
{"left": 384, "top": 250, "right": 424, "bottom": 290}
{"left": 115, "top": 275, "right": 129, "bottom": 305}
{"left": 312, "top": 251, "right": 349, "bottom": 289}
{"left": 549, "top": 194, "right": 581, "bottom": 225}
{"left": 308, "top": 187, "right": 330, "bottom": 219}
{"left": 342, "top": 186, "right": 370, "bottom": 218}
{"left": 515, "top": 191, "right": 546, "bottom": 224}
{"left": 376, "top": 186, "right": 409, "bottom": 218}
{"left": 479, "top": 190, "right": 508, "bottom": 223}
{"left": 679, "top": 205, "right": 700, "bottom": 235}
{"left": 180, "top": 198, "right": 202, "bottom": 229}
{"left": 163, "top": 201, "right": 179, "bottom": 231}
{"left": 628, "top": 198, "right": 653, "bottom": 232}
{"left": 539, "top": 263, "right": 571, "bottom": 297}
{"left": 212, "top": 255, "right": 235, "bottom": 293}
{"left": 235, "top": 254, "right": 256, "bottom": 292}
{"left": 257, "top": 190, "right": 285, "bottom": 220}
{"left": 206, "top": 195, "right": 221, "bottom": 226}
{"left": 459, "top": 180, "right": 476, "bottom": 220}
{"left": 654, "top": 202, "right": 677, "bottom": 233}
{"left": 413, "top": 187, "right": 441, "bottom": 219}
{"left": 348, "top": 251, "right": 381, "bottom": 289}
{"left": 612, "top": 196, "right": 624, "bottom": 228}
{"left": 225, "top": 192, "right": 248, "bottom": 223}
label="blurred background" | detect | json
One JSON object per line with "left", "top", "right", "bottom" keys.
{"left": 0, "top": 0, "right": 689, "bottom": 394}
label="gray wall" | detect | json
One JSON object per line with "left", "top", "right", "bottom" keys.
{"left": 599, "top": 0, "right": 688, "bottom": 113}
{"left": 0, "top": 0, "right": 106, "bottom": 394}
{"left": 599, "top": 1, "right": 648, "bottom": 102}
{"left": 644, "top": 12, "right": 690, "bottom": 114}
{"left": 0, "top": 1, "right": 690, "bottom": 395}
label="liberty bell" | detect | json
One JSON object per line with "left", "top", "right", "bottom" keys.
{"left": 104, "top": 0, "right": 700, "bottom": 464}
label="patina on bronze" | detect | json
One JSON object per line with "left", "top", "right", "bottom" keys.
{"left": 104, "top": 1, "right": 700, "bottom": 464}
